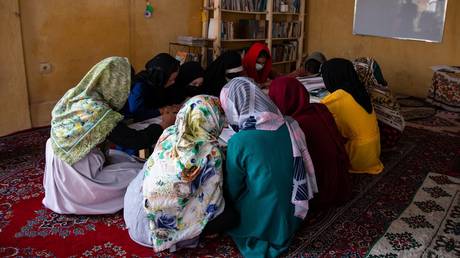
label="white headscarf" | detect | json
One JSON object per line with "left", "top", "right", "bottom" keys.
{"left": 220, "top": 77, "right": 317, "bottom": 218}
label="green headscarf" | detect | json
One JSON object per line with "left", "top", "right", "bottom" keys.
{"left": 50, "top": 57, "right": 131, "bottom": 165}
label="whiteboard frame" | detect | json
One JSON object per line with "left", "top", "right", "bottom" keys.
{"left": 352, "top": 0, "right": 449, "bottom": 43}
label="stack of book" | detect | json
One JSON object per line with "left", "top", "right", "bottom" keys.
{"left": 222, "top": 21, "right": 236, "bottom": 40}
{"left": 297, "top": 76, "right": 330, "bottom": 103}
{"left": 271, "top": 41, "right": 298, "bottom": 62}
{"left": 177, "top": 36, "right": 208, "bottom": 47}
{"left": 273, "top": 0, "right": 300, "bottom": 13}
{"left": 272, "top": 21, "right": 300, "bottom": 38}
{"left": 222, "top": 20, "right": 267, "bottom": 40}
{"left": 221, "top": 0, "right": 268, "bottom": 12}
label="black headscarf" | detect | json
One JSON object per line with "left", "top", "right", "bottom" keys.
{"left": 132, "top": 53, "right": 180, "bottom": 108}
{"left": 321, "top": 58, "right": 373, "bottom": 114}
{"left": 203, "top": 51, "right": 242, "bottom": 97}
{"left": 165, "top": 61, "right": 205, "bottom": 104}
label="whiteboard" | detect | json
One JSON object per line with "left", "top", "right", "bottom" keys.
{"left": 353, "top": 0, "right": 448, "bottom": 43}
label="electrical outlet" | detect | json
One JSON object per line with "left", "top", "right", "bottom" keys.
{"left": 39, "top": 63, "right": 52, "bottom": 74}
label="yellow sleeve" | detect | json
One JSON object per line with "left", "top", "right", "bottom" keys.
{"left": 321, "top": 91, "right": 343, "bottom": 122}
{"left": 321, "top": 91, "right": 350, "bottom": 138}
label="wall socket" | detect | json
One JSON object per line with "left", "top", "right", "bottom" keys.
{"left": 39, "top": 62, "right": 52, "bottom": 74}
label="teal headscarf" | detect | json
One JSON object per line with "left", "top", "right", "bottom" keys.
{"left": 50, "top": 57, "right": 131, "bottom": 165}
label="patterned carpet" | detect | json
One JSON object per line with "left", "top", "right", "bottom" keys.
{"left": 398, "top": 96, "right": 460, "bottom": 137}
{"left": 367, "top": 173, "right": 460, "bottom": 257}
{"left": 0, "top": 123, "right": 459, "bottom": 257}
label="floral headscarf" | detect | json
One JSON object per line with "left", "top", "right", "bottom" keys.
{"left": 220, "top": 77, "right": 317, "bottom": 219}
{"left": 50, "top": 57, "right": 130, "bottom": 165}
{"left": 142, "top": 95, "right": 225, "bottom": 252}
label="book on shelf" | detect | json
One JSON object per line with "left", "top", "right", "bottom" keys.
{"left": 208, "top": 18, "right": 218, "bottom": 39}
{"left": 221, "top": 19, "right": 266, "bottom": 40}
{"left": 273, "top": 0, "right": 300, "bottom": 13}
{"left": 221, "top": 0, "right": 267, "bottom": 12}
{"left": 272, "top": 41, "right": 298, "bottom": 63}
{"left": 272, "top": 21, "right": 300, "bottom": 38}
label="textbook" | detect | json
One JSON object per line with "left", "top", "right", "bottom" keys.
{"left": 296, "top": 76, "right": 330, "bottom": 103}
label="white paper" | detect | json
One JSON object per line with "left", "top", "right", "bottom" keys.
{"left": 297, "top": 76, "right": 326, "bottom": 91}
{"left": 128, "top": 116, "right": 163, "bottom": 131}
{"left": 218, "top": 127, "right": 236, "bottom": 146}
{"left": 208, "top": 18, "right": 217, "bottom": 40}
{"left": 309, "top": 96, "right": 322, "bottom": 103}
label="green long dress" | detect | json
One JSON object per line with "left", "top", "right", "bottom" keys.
{"left": 225, "top": 124, "right": 302, "bottom": 258}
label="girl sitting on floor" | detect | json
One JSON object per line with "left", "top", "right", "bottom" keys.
{"left": 203, "top": 50, "right": 244, "bottom": 97}
{"left": 269, "top": 76, "right": 352, "bottom": 208}
{"left": 123, "top": 53, "right": 180, "bottom": 122}
{"left": 165, "top": 61, "right": 205, "bottom": 105}
{"left": 220, "top": 77, "right": 317, "bottom": 258}
{"left": 243, "top": 42, "right": 278, "bottom": 88}
{"left": 321, "top": 58, "right": 384, "bottom": 174}
{"left": 353, "top": 57, "right": 405, "bottom": 149}
{"left": 43, "top": 57, "right": 167, "bottom": 215}
{"left": 124, "top": 95, "right": 237, "bottom": 252}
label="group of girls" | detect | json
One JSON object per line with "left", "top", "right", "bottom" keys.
{"left": 43, "top": 42, "right": 403, "bottom": 257}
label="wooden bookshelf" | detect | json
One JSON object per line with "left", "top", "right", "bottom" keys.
{"left": 203, "top": 0, "right": 305, "bottom": 69}
{"left": 273, "top": 12, "right": 299, "bottom": 15}
{"left": 222, "top": 9, "right": 267, "bottom": 14}
{"left": 272, "top": 37, "right": 299, "bottom": 41}
{"left": 221, "top": 38, "right": 267, "bottom": 42}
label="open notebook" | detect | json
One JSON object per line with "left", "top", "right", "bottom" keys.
{"left": 127, "top": 116, "right": 163, "bottom": 131}
{"left": 127, "top": 116, "right": 235, "bottom": 146}
{"left": 296, "top": 76, "right": 330, "bottom": 103}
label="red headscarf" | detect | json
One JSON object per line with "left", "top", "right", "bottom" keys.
{"left": 269, "top": 77, "right": 352, "bottom": 208}
{"left": 243, "top": 42, "right": 272, "bottom": 84}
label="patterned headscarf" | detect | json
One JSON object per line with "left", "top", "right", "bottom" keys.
{"left": 353, "top": 57, "right": 405, "bottom": 131}
{"left": 142, "top": 95, "right": 225, "bottom": 252}
{"left": 50, "top": 57, "right": 130, "bottom": 165}
{"left": 353, "top": 57, "right": 388, "bottom": 90}
{"left": 220, "top": 77, "right": 317, "bottom": 219}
